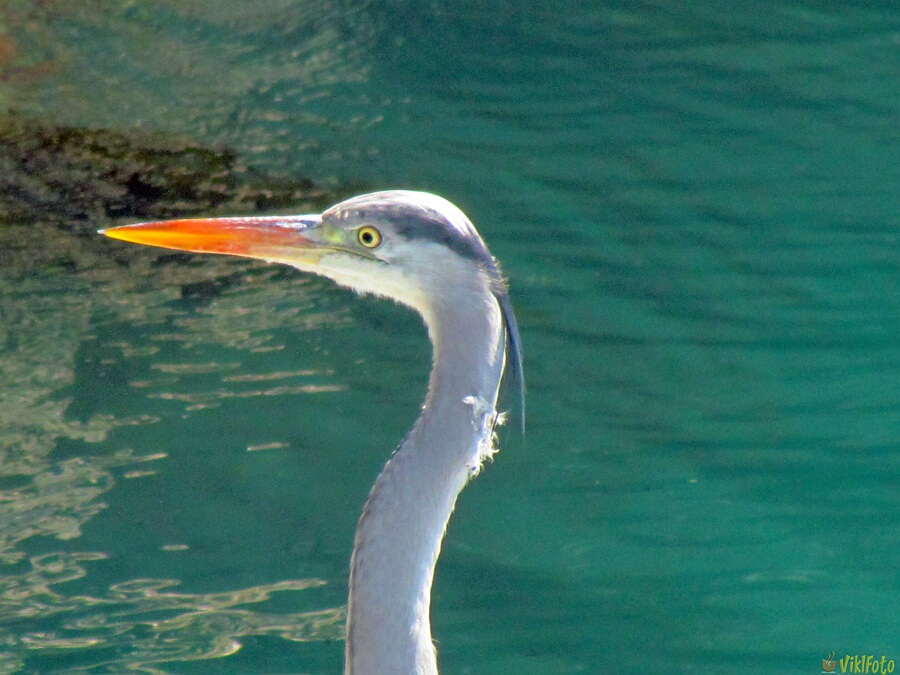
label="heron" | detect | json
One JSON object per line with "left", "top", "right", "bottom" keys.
{"left": 101, "top": 190, "right": 524, "bottom": 675}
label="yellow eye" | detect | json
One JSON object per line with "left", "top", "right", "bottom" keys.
{"left": 357, "top": 226, "right": 382, "bottom": 248}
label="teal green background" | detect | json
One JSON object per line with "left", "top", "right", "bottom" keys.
{"left": 1, "top": 2, "right": 898, "bottom": 673}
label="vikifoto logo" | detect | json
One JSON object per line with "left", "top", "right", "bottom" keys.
{"left": 822, "top": 651, "right": 895, "bottom": 673}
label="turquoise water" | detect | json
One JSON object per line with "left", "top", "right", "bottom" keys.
{"left": 2, "top": 2, "right": 899, "bottom": 673}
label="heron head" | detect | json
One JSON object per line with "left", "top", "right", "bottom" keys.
{"left": 104, "top": 191, "right": 495, "bottom": 312}
{"left": 102, "top": 190, "right": 524, "bottom": 421}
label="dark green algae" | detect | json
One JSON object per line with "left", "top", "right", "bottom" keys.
{"left": 0, "top": 113, "right": 342, "bottom": 281}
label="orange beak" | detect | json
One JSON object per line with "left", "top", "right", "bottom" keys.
{"left": 100, "top": 214, "right": 323, "bottom": 262}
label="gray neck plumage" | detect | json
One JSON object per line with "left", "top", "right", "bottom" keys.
{"left": 345, "top": 277, "right": 506, "bottom": 675}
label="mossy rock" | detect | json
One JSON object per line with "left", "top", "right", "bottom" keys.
{"left": 0, "top": 113, "right": 332, "bottom": 230}
{"left": 0, "top": 114, "right": 339, "bottom": 275}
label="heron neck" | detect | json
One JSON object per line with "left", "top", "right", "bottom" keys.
{"left": 345, "top": 284, "right": 505, "bottom": 675}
